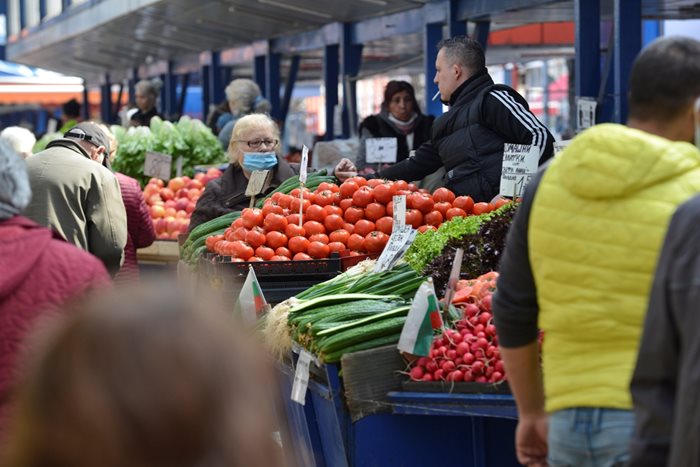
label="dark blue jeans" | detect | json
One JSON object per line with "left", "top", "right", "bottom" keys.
{"left": 547, "top": 408, "right": 634, "bottom": 467}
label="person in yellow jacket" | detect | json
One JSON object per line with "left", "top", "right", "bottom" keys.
{"left": 492, "top": 36, "right": 700, "bottom": 467}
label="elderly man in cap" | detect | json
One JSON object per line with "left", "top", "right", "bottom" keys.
{"left": 24, "top": 122, "right": 127, "bottom": 276}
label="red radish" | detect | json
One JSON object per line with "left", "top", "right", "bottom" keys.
{"left": 410, "top": 366, "right": 425, "bottom": 381}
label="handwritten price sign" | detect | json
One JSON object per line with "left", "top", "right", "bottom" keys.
{"left": 144, "top": 151, "right": 173, "bottom": 180}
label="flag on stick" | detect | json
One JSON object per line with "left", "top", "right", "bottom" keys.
{"left": 397, "top": 279, "right": 441, "bottom": 356}
{"left": 236, "top": 265, "right": 267, "bottom": 325}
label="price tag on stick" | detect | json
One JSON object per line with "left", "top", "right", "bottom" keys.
{"left": 246, "top": 170, "right": 272, "bottom": 208}
{"left": 443, "top": 248, "right": 464, "bottom": 311}
{"left": 298, "top": 145, "right": 310, "bottom": 227}
{"left": 374, "top": 226, "right": 417, "bottom": 273}
{"left": 392, "top": 195, "right": 406, "bottom": 232}
{"left": 499, "top": 144, "right": 539, "bottom": 199}
{"left": 291, "top": 349, "right": 312, "bottom": 405}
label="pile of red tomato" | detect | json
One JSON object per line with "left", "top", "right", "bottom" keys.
{"left": 206, "top": 177, "right": 506, "bottom": 262}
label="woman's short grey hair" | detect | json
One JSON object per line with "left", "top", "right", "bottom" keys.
{"left": 0, "top": 140, "right": 32, "bottom": 220}
{"left": 224, "top": 79, "right": 271, "bottom": 115}
{"left": 228, "top": 113, "right": 280, "bottom": 163}
{"left": 135, "top": 78, "right": 163, "bottom": 99}
{"left": 0, "top": 126, "right": 36, "bottom": 158}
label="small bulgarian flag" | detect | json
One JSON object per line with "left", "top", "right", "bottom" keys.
{"left": 236, "top": 265, "right": 267, "bottom": 325}
{"left": 397, "top": 279, "right": 442, "bottom": 357}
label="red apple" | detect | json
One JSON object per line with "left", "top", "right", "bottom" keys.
{"left": 149, "top": 177, "right": 164, "bottom": 188}
{"left": 160, "top": 188, "right": 175, "bottom": 201}
{"left": 167, "top": 177, "right": 185, "bottom": 192}
{"left": 194, "top": 173, "right": 206, "bottom": 182}
{"left": 174, "top": 198, "right": 189, "bottom": 211}
{"left": 187, "top": 179, "right": 204, "bottom": 190}
{"left": 155, "top": 218, "right": 168, "bottom": 234}
{"left": 187, "top": 188, "right": 201, "bottom": 201}
{"left": 175, "top": 209, "right": 188, "bottom": 219}
{"left": 150, "top": 205, "right": 166, "bottom": 218}
{"left": 185, "top": 201, "right": 196, "bottom": 214}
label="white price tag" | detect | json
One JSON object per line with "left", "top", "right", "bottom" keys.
{"left": 392, "top": 194, "right": 406, "bottom": 231}
{"left": 576, "top": 97, "right": 597, "bottom": 131}
{"left": 299, "top": 145, "right": 309, "bottom": 184}
{"left": 553, "top": 140, "right": 572, "bottom": 155}
{"left": 291, "top": 349, "right": 313, "bottom": 405}
{"left": 373, "top": 226, "right": 417, "bottom": 273}
{"left": 176, "top": 156, "right": 184, "bottom": 177}
{"left": 499, "top": 144, "right": 539, "bottom": 199}
{"left": 366, "top": 138, "right": 398, "bottom": 164}
{"left": 144, "top": 151, "right": 172, "bottom": 180}
{"left": 443, "top": 248, "right": 464, "bottom": 308}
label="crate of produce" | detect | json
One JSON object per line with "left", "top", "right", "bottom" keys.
{"left": 401, "top": 380, "right": 511, "bottom": 394}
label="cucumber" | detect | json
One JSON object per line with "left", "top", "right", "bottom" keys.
{"left": 317, "top": 316, "right": 407, "bottom": 354}
{"left": 321, "top": 333, "right": 402, "bottom": 363}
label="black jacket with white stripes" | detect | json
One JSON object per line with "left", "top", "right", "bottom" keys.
{"left": 376, "top": 69, "right": 554, "bottom": 202}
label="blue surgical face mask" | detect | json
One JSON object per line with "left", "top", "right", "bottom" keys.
{"left": 242, "top": 152, "right": 278, "bottom": 172}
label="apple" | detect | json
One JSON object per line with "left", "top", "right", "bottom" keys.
{"left": 176, "top": 217, "right": 189, "bottom": 232}
{"left": 175, "top": 209, "right": 188, "bottom": 219}
{"left": 147, "top": 194, "right": 163, "bottom": 206}
{"left": 165, "top": 216, "right": 178, "bottom": 232}
{"left": 149, "top": 177, "right": 164, "bottom": 188}
{"left": 175, "top": 188, "right": 189, "bottom": 199}
{"left": 175, "top": 198, "right": 189, "bottom": 211}
{"left": 206, "top": 167, "right": 222, "bottom": 178}
{"left": 185, "top": 201, "right": 196, "bottom": 214}
{"left": 160, "top": 188, "right": 175, "bottom": 201}
{"left": 155, "top": 218, "right": 169, "bottom": 234}
{"left": 194, "top": 173, "right": 206, "bottom": 182}
{"left": 186, "top": 179, "right": 204, "bottom": 190}
{"left": 187, "top": 188, "right": 201, "bottom": 201}
{"left": 150, "top": 205, "right": 166, "bottom": 219}
{"left": 167, "top": 177, "right": 185, "bottom": 192}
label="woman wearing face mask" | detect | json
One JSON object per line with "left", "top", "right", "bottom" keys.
{"left": 188, "top": 114, "right": 295, "bottom": 233}
{"left": 356, "top": 80, "right": 435, "bottom": 174}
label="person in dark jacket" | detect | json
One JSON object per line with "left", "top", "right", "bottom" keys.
{"left": 356, "top": 80, "right": 435, "bottom": 173}
{"left": 189, "top": 113, "right": 296, "bottom": 232}
{"left": 130, "top": 79, "right": 162, "bottom": 127}
{"left": 0, "top": 141, "right": 110, "bottom": 439}
{"left": 335, "top": 36, "right": 554, "bottom": 202}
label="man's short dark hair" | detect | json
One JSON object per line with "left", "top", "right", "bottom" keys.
{"left": 437, "top": 36, "right": 486, "bottom": 75}
{"left": 62, "top": 99, "right": 81, "bottom": 119}
{"left": 628, "top": 36, "right": 700, "bottom": 121}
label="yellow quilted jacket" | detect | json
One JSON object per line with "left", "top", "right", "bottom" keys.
{"left": 529, "top": 123, "right": 700, "bottom": 412}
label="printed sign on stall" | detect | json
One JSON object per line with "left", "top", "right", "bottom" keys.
{"left": 374, "top": 226, "right": 417, "bottom": 273}
{"left": 144, "top": 151, "right": 172, "bottom": 180}
{"left": 291, "top": 349, "right": 313, "bottom": 405}
{"left": 299, "top": 145, "right": 309, "bottom": 184}
{"left": 499, "top": 144, "right": 539, "bottom": 199}
{"left": 576, "top": 97, "right": 597, "bottom": 131}
{"left": 366, "top": 137, "right": 398, "bottom": 164}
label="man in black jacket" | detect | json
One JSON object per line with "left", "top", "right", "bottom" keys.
{"left": 335, "top": 36, "right": 554, "bottom": 201}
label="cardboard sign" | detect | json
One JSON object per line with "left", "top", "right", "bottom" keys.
{"left": 499, "top": 144, "right": 539, "bottom": 199}
{"left": 392, "top": 194, "right": 407, "bottom": 231}
{"left": 245, "top": 170, "right": 271, "bottom": 197}
{"left": 374, "top": 226, "right": 417, "bottom": 273}
{"left": 576, "top": 97, "right": 597, "bottom": 131}
{"left": 299, "top": 145, "right": 309, "bottom": 184}
{"left": 291, "top": 349, "right": 313, "bottom": 405}
{"left": 144, "top": 151, "right": 172, "bottom": 180}
{"left": 366, "top": 138, "right": 398, "bottom": 164}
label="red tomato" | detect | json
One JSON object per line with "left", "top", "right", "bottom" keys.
{"left": 343, "top": 222, "right": 355, "bottom": 234}
{"left": 303, "top": 220, "right": 326, "bottom": 236}
{"left": 290, "top": 187, "right": 313, "bottom": 199}
{"left": 309, "top": 233, "right": 329, "bottom": 244}
{"left": 318, "top": 182, "right": 339, "bottom": 193}
{"left": 494, "top": 198, "right": 512, "bottom": 209}
{"left": 410, "top": 193, "right": 435, "bottom": 214}
{"left": 241, "top": 208, "right": 264, "bottom": 229}
{"left": 446, "top": 207, "right": 467, "bottom": 220}
{"left": 306, "top": 204, "right": 327, "bottom": 223}
{"left": 277, "top": 194, "right": 293, "bottom": 209}
{"left": 329, "top": 229, "right": 350, "bottom": 245}
{"left": 434, "top": 201, "right": 452, "bottom": 217}
{"left": 353, "top": 219, "right": 376, "bottom": 237}
{"left": 343, "top": 206, "right": 365, "bottom": 224}
{"left": 373, "top": 182, "right": 397, "bottom": 204}
{"left": 453, "top": 196, "right": 475, "bottom": 214}
{"left": 245, "top": 227, "right": 267, "bottom": 248}
{"left": 324, "top": 214, "right": 345, "bottom": 232}
{"left": 323, "top": 205, "right": 343, "bottom": 217}
{"left": 232, "top": 227, "right": 249, "bottom": 242}
{"left": 418, "top": 225, "right": 438, "bottom": 233}
{"left": 263, "top": 213, "right": 288, "bottom": 232}
{"left": 405, "top": 209, "right": 423, "bottom": 229}
{"left": 285, "top": 223, "right": 306, "bottom": 238}
{"left": 364, "top": 203, "right": 386, "bottom": 222}
{"left": 433, "top": 187, "right": 456, "bottom": 204}
{"left": 424, "top": 210, "right": 443, "bottom": 227}
{"left": 394, "top": 180, "right": 409, "bottom": 191}
{"left": 407, "top": 182, "right": 419, "bottom": 192}
{"left": 287, "top": 237, "right": 309, "bottom": 256}
{"left": 255, "top": 245, "right": 275, "bottom": 260}
{"left": 308, "top": 241, "right": 330, "bottom": 259}
{"left": 352, "top": 186, "right": 374, "bottom": 208}
{"left": 375, "top": 216, "right": 394, "bottom": 235}
{"left": 386, "top": 200, "right": 394, "bottom": 217}
{"left": 314, "top": 190, "right": 335, "bottom": 206}
{"left": 347, "top": 233, "right": 365, "bottom": 251}
{"left": 287, "top": 213, "right": 301, "bottom": 226}
{"left": 366, "top": 179, "right": 384, "bottom": 188}
{"left": 271, "top": 255, "right": 291, "bottom": 261}
{"left": 231, "top": 240, "right": 254, "bottom": 260}
{"left": 275, "top": 246, "right": 292, "bottom": 258}
{"left": 265, "top": 231, "right": 288, "bottom": 249}
{"left": 232, "top": 217, "right": 244, "bottom": 229}
{"left": 472, "top": 202, "right": 491, "bottom": 215}
{"left": 364, "top": 231, "right": 389, "bottom": 254}
{"left": 247, "top": 256, "right": 264, "bottom": 262}
{"left": 328, "top": 241, "right": 346, "bottom": 253}
{"left": 339, "top": 198, "right": 354, "bottom": 212}
{"left": 339, "top": 180, "right": 360, "bottom": 199}
{"left": 290, "top": 197, "right": 311, "bottom": 213}
{"left": 262, "top": 201, "right": 284, "bottom": 217}
{"left": 348, "top": 176, "right": 367, "bottom": 187}
{"left": 293, "top": 252, "right": 312, "bottom": 261}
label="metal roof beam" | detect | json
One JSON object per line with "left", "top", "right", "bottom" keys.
{"left": 270, "top": 23, "right": 342, "bottom": 55}
{"left": 351, "top": 2, "right": 445, "bottom": 44}
{"left": 454, "top": 0, "right": 563, "bottom": 21}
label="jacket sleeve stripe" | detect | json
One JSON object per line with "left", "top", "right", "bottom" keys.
{"left": 491, "top": 90, "right": 548, "bottom": 157}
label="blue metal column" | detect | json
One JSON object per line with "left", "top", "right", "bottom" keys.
{"left": 222, "top": 66, "right": 232, "bottom": 88}
{"left": 574, "top": 0, "right": 600, "bottom": 124}
{"left": 62, "top": 0, "right": 70, "bottom": 13}
{"left": 39, "top": 0, "right": 47, "bottom": 23}
{"left": 473, "top": 21, "right": 491, "bottom": 50}
{"left": 19, "top": 0, "right": 27, "bottom": 31}
{"left": 280, "top": 55, "right": 301, "bottom": 125}
{"left": 100, "top": 74, "right": 112, "bottom": 124}
{"left": 341, "top": 23, "right": 363, "bottom": 138}
{"left": 642, "top": 20, "right": 661, "bottom": 47}
{"left": 266, "top": 50, "right": 281, "bottom": 119}
{"left": 209, "top": 51, "right": 224, "bottom": 105}
{"left": 82, "top": 81, "right": 90, "bottom": 120}
{"left": 113, "top": 82, "right": 124, "bottom": 123}
{"left": 614, "top": 0, "right": 642, "bottom": 123}
{"left": 448, "top": 0, "right": 466, "bottom": 37}
{"left": 424, "top": 22, "right": 443, "bottom": 116}
{"left": 0, "top": 1, "right": 6, "bottom": 60}
{"left": 177, "top": 73, "right": 190, "bottom": 118}
{"left": 254, "top": 55, "right": 267, "bottom": 97}
{"left": 201, "top": 65, "right": 211, "bottom": 121}
{"left": 163, "top": 61, "right": 177, "bottom": 120}
{"left": 324, "top": 44, "right": 339, "bottom": 140}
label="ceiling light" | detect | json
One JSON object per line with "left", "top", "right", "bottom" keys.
{"left": 256, "top": 0, "right": 333, "bottom": 19}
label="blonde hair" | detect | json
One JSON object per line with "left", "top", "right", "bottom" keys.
{"left": 228, "top": 113, "right": 280, "bottom": 163}
{"left": 224, "top": 79, "right": 271, "bottom": 116}
{"left": 0, "top": 126, "right": 36, "bottom": 158}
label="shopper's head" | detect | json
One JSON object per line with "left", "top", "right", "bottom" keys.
{"left": 0, "top": 140, "right": 31, "bottom": 220}
{"left": 225, "top": 79, "right": 271, "bottom": 116}
{"left": 382, "top": 80, "right": 420, "bottom": 121}
{"left": 62, "top": 99, "right": 81, "bottom": 120}
{"left": 628, "top": 36, "right": 700, "bottom": 145}
{"left": 64, "top": 122, "right": 111, "bottom": 165}
{"left": 434, "top": 36, "right": 486, "bottom": 102}
{"left": 134, "top": 78, "right": 162, "bottom": 113}
{"left": 228, "top": 113, "right": 280, "bottom": 172}
{"left": 3, "top": 283, "right": 282, "bottom": 467}
{"left": 0, "top": 126, "right": 36, "bottom": 159}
